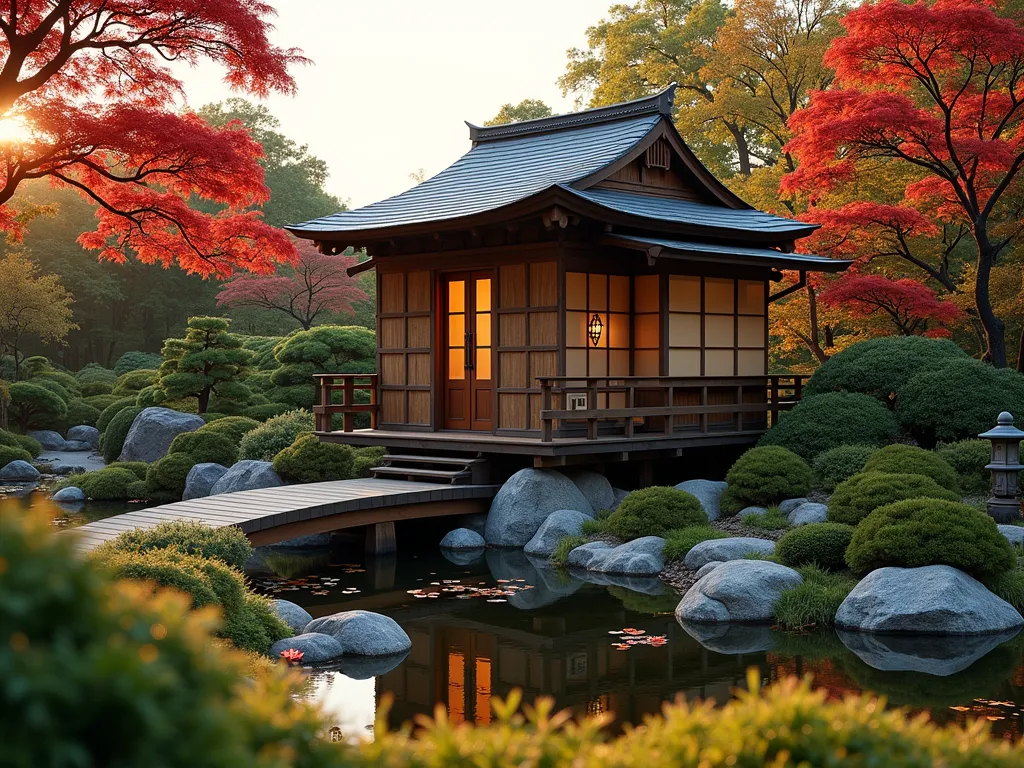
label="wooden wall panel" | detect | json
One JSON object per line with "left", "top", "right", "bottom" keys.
{"left": 408, "top": 391, "right": 430, "bottom": 425}
{"left": 380, "top": 317, "right": 405, "bottom": 349}
{"left": 499, "top": 393, "right": 527, "bottom": 430}
{"left": 530, "top": 262, "right": 557, "bottom": 306}
{"left": 381, "top": 273, "right": 405, "bottom": 313}
{"left": 407, "top": 271, "right": 431, "bottom": 312}
{"left": 408, "top": 354, "right": 430, "bottom": 386}
{"left": 377, "top": 268, "right": 432, "bottom": 429}
{"left": 529, "top": 312, "right": 557, "bottom": 346}
{"left": 381, "top": 390, "right": 406, "bottom": 424}
{"left": 500, "top": 265, "right": 526, "bottom": 308}
{"left": 407, "top": 316, "right": 430, "bottom": 348}
{"left": 380, "top": 354, "right": 405, "bottom": 386}
{"left": 500, "top": 314, "right": 526, "bottom": 347}
{"left": 499, "top": 352, "right": 527, "bottom": 388}
{"left": 529, "top": 351, "right": 557, "bottom": 381}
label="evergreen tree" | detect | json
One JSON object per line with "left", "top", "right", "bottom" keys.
{"left": 156, "top": 318, "right": 252, "bottom": 414}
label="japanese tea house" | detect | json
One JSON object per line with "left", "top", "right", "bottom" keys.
{"left": 288, "top": 85, "right": 849, "bottom": 476}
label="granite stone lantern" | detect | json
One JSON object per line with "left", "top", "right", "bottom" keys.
{"left": 979, "top": 411, "right": 1024, "bottom": 522}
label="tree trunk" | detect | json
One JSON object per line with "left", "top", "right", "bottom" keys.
{"left": 975, "top": 233, "right": 1008, "bottom": 367}
{"left": 805, "top": 284, "right": 829, "bottom": 364}
{"left": 197, "top": 386, "right": 211, "bottom": 414}
{"left": 725, "top": 121, "right": 752, "bottom": 177}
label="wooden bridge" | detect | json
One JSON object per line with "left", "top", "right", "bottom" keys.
{"left": 68, "top": 478, "right": 500, "bottom": 554}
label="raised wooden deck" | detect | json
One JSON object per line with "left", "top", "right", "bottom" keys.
{"left": 68, "top": 478, "right": 500, "bottom": 553}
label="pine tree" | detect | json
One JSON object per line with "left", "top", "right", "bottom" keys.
{"left": 156, "top": 317, "right": 252, "bottom": 414}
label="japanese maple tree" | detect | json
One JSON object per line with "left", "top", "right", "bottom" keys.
{"left": 0, "top": 1, "right": 305, "bottom": 277}
{"left": 216, "top": 239, "right": 367, "bottom": 330}
{"left": 819, "top": 274, "right": 962, "bottom": 337}
{"left": 784, "top": 0, "right": 1024, "bottom": 367}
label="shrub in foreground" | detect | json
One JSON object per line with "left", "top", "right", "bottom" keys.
{"left": 73, "top": 467, "right": 141, "bottom": 501}
{"left": 100, "top": 405, "right": 144, "bottom": 463}
{"left": 605, "top": 486, "right": 707, "bottom": 540}
{"left": 861, "top": 444, "right": 959, "bottom": 492}
{"left": 826, "top": 471, "right": 960, "bottom": 526}
{"left": 812, "top": 444, "right": 876, "bottom": 492}
{"left": 938, "top": 439, "right": 993, "bottom": 495}
{"left": 845, "top": 498, "right": 1016, "bottom": 581}
{"left": 757, "top": 391, "right": 898, "bottom": 461}
{"left": 95, "top": 396, "right": 137, "bottom": 433}
{"left": 105, "top": 461, "right": 149, "bottom": 481}
{"left": 97, "top": 521, "right": 253, "bottom": 570}
{"left": 169, "top": 430, "right": 238, "bottom": 467}
{"left": 237, "top": 408, "right": 314, "bottom": 461}
{"left": 197, "top": 415, "right": 260, "bottom": 446}
{"left": 0, "top": 430, "right": 41, "bottom": 458}
{"left": 662, "top": 526, "right": 729, "bottom": 562}
{"left": 61, "top": 399, "right": 102, "bottom": 430}
{"left": 146, "top": 452, "right": 200, "bottom": 499}
{"left": 776, "top": 523, "right": 854, "bottom": 571}
{"left": 774, "top": 565, "right": 857, "bottom": 630}
{"left": 720, "top": 446, "right": 813, "bottom": 514}
{"left": 273, "top": 433, "right": 355, "bottom": 482}
{"left": 0, "top": 443, "right": 32, "bottom": 467}
{"left": 352, "top": 445, "right": 387, "bottom": 477}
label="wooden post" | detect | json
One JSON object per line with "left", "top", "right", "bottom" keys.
{"left": 540, "top": 378, "right": 553, "bottom": 442}
{"left": 734, "top": 384, "right": 743, "bottom": 433}
{"left": 365, "top": 521, "right": 397, "bottom": 556}
{"left": 343, "top": 376, "right": 355, "bottom": 432}
{"left": 369, "top": 376, "right": 378, "bottom": 429}
{"left": 316, "top": 376, "right": 330, "bottom": 432}
{"left": 769, "top": 376, "right": 779, "bottom": 426}
{"left": 637, "top": 460, "right": 654, "bottom": 489}
{"left": 586, "top": 377, "right": 598, "bottom": 440}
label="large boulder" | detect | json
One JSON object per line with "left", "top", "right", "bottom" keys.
{"left": 835, "top": 565, "right": 1024, "bottom": 635}
{"left": 63, "top": 440, "right": 93, "bottom": 452}
{"left": 52, "top": 486, "right": 85, "bottom": 502}
{"left": 183, "top": 462, "right": 229, "bottom": 501}
{"left": 28, "top": 430, "right": 66, "bottom": 450}
{"left": 439, "top": 528, "right": 486, "bottom": 550}
{"left": 66, "top": 425, "right": 100, "bottom": 449}
{"left": 738, "top": 506, "right": 768, "bottom": 520}
{"left": 998, "top": 524, "right": 1024, "bottom": 548}
{"left": 118, "top": 407, "right": 205, "bottom": 463}
{"left": 788, "top": 502, "right": 828, "bottom": 526}
{"left": 611, "top": 487, "right": 629, "bottom": 510}
{"left": 209, "top": 460, "right": 282, "bottom": 496}
{"left": 676, "top": 560, "right": 803, "bottom": 623}
{"left": 683, "top": 537, "right": 776, "bottom": 570}
{"left": 695, "top": 561, "right": 724, "bottom": 580}
{"left": 592, "top": 536, "right": 666, "bottom": 575}
{"left": 304, "top": 610, "right": 412, "bottom": 656}
{"left": 566, "top": 470, "right": 615, "bottom": 512}
{"left": 484, "top": 469, "right": 593, "bottom": 547}
{"left": 0, "top": 460, "right": 39, "bottom": 482}
{"left": 837, "top": 628, "right": 1020, "bottom": 676}
{"left": 269, "top": 633, "right": 344, "bottom": 664}
{"left": 779, "top": 498, "right": 809, "bottom": 514}
{"left": 523, "top": 510, "right": 590, "bottom": 557}
{"left": 674, "top": 479, "right": 727, "bottom": 521}
{"left": 565, "top": 541, "right": 613, "bottom": 570}
{"left": 271, "top": 599, "right": 313, "bottom": 634}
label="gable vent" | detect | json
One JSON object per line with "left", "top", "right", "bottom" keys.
{"left": 644, "top": 139, "right": 672, "bottom": 170}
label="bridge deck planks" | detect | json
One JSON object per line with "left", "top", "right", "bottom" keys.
{"left": 68, "top": 478, "right": 499, "bottom": 552}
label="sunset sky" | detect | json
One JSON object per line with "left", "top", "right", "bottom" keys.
{"left": 176, "top": 0, "right": 613, "bottom": 215}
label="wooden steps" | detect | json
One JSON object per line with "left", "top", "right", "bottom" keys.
{"left": 371, "top": 453, "right": 489, "bottom": 485}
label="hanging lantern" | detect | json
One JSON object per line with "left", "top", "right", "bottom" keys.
{"left": 979, "top": 411, "right": 1024, "bottom": 522}
{"left": 587, "top": 313, "right": 604, "bottom": 346}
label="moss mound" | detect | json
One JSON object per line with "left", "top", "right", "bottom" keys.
{"left": 721, "top": 446, "right": 813, "bottom": 515}
{"left": 827, "top": 471, "right": 960, "bottom": 526}
{"left": 861, "top": 444, "right": 959, "bottom": 492}
{"left": 776, "top": 523, "right": 854, "bottom": 571}
{"left": 606, "top": 486, "right": 707, "bottom": 540}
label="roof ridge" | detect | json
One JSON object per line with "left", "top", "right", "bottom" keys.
{"left": 467, "top": 84, "right": 676, "bottom": 144}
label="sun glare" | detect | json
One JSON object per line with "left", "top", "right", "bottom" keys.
{"left": 0, "top": 115, "right": 33, "bottom": 144}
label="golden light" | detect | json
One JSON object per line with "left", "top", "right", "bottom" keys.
{"left": 587, "top": 313, "right": 604, "bottom": 346}
{"left": 0, "top": 115, "right": 33, "bottom": 145}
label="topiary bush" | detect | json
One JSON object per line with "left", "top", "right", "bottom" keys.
{"left": 97, "top": 521, "right": 253, "bottom": 570}
{"left": 827, "top": 471, "right": 960, "bottom": 526}
{"left": 105, "top": 461, "right": 149, "bottom": 481}
{"left": 662, "top": 526, "right": 729, "bottom": 562}
{"left": 197, "top": 416, "right": 259, "bottom": 446}
{"left": 861, "top": 444, "right": 959, "bottom": 492}
{"left": 112, "top": 368, "right": 158, "bottom": 397}
{"left": 353, "top": 446, "right": 386, "bottom": 477}
{"left": 758, "top": 391, "right": 899, "bottom": 461}
{"left": 83, "top": 393, "right": 121, "bottom": 412}
{"left": 75, "top": 467, "right": 141, "bottom": 501}
{"left": 0, "top": 429, "right": 41, "bottom": 458}
{"left": 114, "top": 350, "right": 162, "bottom": 375}
{"left": 895, "top": 358, "right": 1024, "bottom": 446}
{"left": 272, "top": 433, "right": 355, "bottom": 482}
{"left": 8, "top": 381, "right": 67, "bottom": 432}
{"left": 146, "top": 453, "right": 199, "bottom": 499}
{"left": 96, "top": 396, "right": 137, "bottom": 433}
{"left": 804, "top": 336, "right": 970, "bottom": 403}
{"left": 937, "top": 439, "right": 993, "bottom": 495}
{"left": 168, "top": 431, "right": 238, "bottom": 467}
{"left": 242, "top": 402, "right": 292, "bottom": 422}
{"left": 61, "top": 399, "right": 101, "bottom": 430}
{"left": 237, "top": 408, "right": 314, "bottom": 461}
{"left": 100, "top": 405, "right": 143, "bottom": 463}
{"left": 812, "top": 445, "right": 877, "bottom": 492}
{"left": 31, "top": 370, "right": 81, "bottom": 398}
{"left": 0, "top": 443, "right": 32, "bottom": 467}
{"left": 125, "top": 480, "right": 149, "bottom": 500}
{"left": 720, "top": 446, "right": 813, "bottom": 515}
{"left": 605, "top": 486, "right": 707, "bottom": 540}
{"left": 776, "top": 523, "right": 854, "bottom": 571}
{"left": 845, "top": 498, "right": 1017, "bottom": 581}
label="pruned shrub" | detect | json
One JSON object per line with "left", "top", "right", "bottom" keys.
{"left": 8, "top": 381, "right": 67, "bottom": 432}
{"left": 846, "top": 498, "right": 1016, "bottom": 581}
{"left": 100, "top": 405, "right": 143, "bottom": 463}
{"left": 827, "top": 471, "right": 960, "bottom": 526}
{"left": 146, "top": 453, "right": 198, "bottom": 499}
{"left": 272, "top": 433, "right": 354, "bottom": 482}
{"left": 804, "top": 336, "right": 969, "bottom": 402}
{"left": 895, "top": 358, "right": 1024, "bottom": 446}
{"left": 168, "top": 431, "right": 237, "bottom": 467}
{"left": 662, "top": 526, "right": 729, "bottom": 562}
{"left": 758, "top": 391, "right": 898, "bottom": 461}
{"left": 605, "top": 486, "right": 707, "bottom": 540}
{"left": 861, "top": 444, "right": 959, "bottom": 492}
{"left": 937, "top": 439, "right": 993, "bottom": 495}
{"left": 96, "top": 396, "right": 137, "bottom": 433}
{"left": 125, "top": 480, "right": 149, "bottom": 500}
{"left": 83, "top": 393, "right": 121, "bottom": 412}
{"left": 197, "top": 416, "right": 259, "bottom": 446}
{"left": 774, "top": 565, "right": 857, "bottom": 630}
{"left": 97, "top": 521, "right": 252, "bottom": 569}
{"left": 720, "top": 446, "right": 813, "bottom": 515}
{"left": 105, "top": 461, "right": 149, "bottom": 481}
{"left": 112, "top": 368, "right": 158, "bottom": 397}
{"left": 242, "top": 402, "right": 292, "bottom": 422}
{"left": 0, "top": 444, "right": 32, "bottom": 467}
{"left": 353, "top": 446, "right": 386, "bottom": 477}
{"left": 61, "top": 399, "right": 101, "bottom": 430}
{"left": 113, "top": 350, "right": 162, "bottom": 375}
{"left": 32, "top": 370, "right": 80, "bottom": 398}
{"left": 237, "top": 408, "right": 313, "bottom": 461}
{"left": 776, "top": 523, "right": 854, "bottom": 571}
{"left": 0, "top": 430, "right": 41, "bottom": 458}
{"left": 812, "top": 445, "right": 876, "bottom": 492}
{"left": 76, "top": 467, "right": 141, "bottom": 501}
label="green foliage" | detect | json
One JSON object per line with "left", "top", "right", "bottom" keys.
{"left": 146, "top": 453, "right": 199, "bottom": 499}
{"left": 758, "top": 391, "right": 899, "bottom": 461}
{"left": 662, "top": 526, "right": 729, "bottom": 562}
{"left": 30, "top": 377, "right": 72, "bottom": 406}
{"left": 895, "top": 358, "right": 1024, "bottom": 446}
{"left": 606, "top": 486, "right": 707, "bottom": 540}
{"left": 550, "top": 535, "right": 589, "bottom": 566}
{"left": 606, "top": 585, "right": 681, "bottom": 615}
{"left": 937, "top": 439, "right": 993, "bottom": 495}
{"left": 990, "top": 569, "right": 1024, "bottom": 613}
{"left": 31, "top": 369, "right": 80, "bottom": 398}
{"left": 156, "top": 317, "right": 253, "bottom": 414}
{"left": 741, "top": 507, "right": 791, "bottom": 530}
{"left": 96, "top": 396, "right": 137, "bottom": 433}
{"left": 804, "top": 336, "right": 969, "bottom": 402}
{"left": 826, "top": 471, "right": 960, "bottom": 526}
{"left": 243, "top": 402, "right": 292, "bottom": 422}
{"left": 103, "top": 462, "right": 148, "bottom": 481}
{"left": 268, "top": 325, "right": 376, "bottom": 408}
{"left": 83, "top": 393, "right": 121, "bottom": 411}
{"left": 76, "top": 467, "right": 142, "bottom": 501}
{"left": 100, "top": 406, "right": 143, "bottom": 463}
{"left": 169, "top": 431, "right": 238, "bottom": 467}
{"left": 61, "top": 399, "right": 101, "bottom": 429}
{"left": 237, "top": 408, "right": 314, "bottom": 461}
{"left": 238, "top": 335, "right": 286, "bottom": 370}
{"left": 272, "top": 433, "right": 354, "bottom": 482}
{"left": 0, "top": 443, "right": 32, "bottom": 466}
{"left": 776, "top": 523, "right": 854, "bottom": 571}
{"left": 76, "top": 365, "right": 117, "bottom": 396}
{"left": 861, "top": 444, "right": 959, "bottom": 492}
{"left": 113, "top": 350, "right": 162, "bottom": 375}
{"left": 125, "top": 480, "right": 149, "bottom": 500}
{"left": 8, "top": 381, "right": 67, "bottom": 431}
{"left": 720, "top": 446, "right": 813, "bottom": 514}
{"left": 197, "top": 416, "right": 260, "bottom": 446}
{"left": 97, "top": 521, "right": 253, "bottom": 570}
{"left": 112, "top": 368, "right": 158, "bottom": 396}
{"left": 352, "top": 446, "right": 387, "bottom": 477}
{"left": 812, "top": 445, "right": 877, "bottom": 492}
{"left": 774, "top": 565, "right": 857, "bottom": 630}
{"left": 845, "top": 498, "right": 1016, "bottom": 581}
{"left": 0, "top": 429, "right": 40, "bottom": 458}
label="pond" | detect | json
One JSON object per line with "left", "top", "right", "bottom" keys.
{"left": 12, "top": 488, "right": 1024, "bottom": 743}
